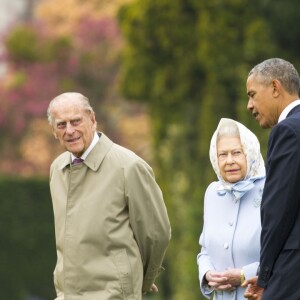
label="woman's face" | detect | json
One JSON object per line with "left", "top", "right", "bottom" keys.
{"left": 217, "top": 136, "right": 247, "bottom": 183}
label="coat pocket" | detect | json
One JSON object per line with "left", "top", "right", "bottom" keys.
{"left": 113, "top": 249, "right": 134, "bottom": 299}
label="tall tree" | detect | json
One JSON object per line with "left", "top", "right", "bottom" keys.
{"left": 119, "top": 0, "right": 274, "bottom": 299}
{"left": 259, "top": 0, "right": 300, "bottom": 68}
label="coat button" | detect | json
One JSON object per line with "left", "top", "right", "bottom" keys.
{"left": 223, "top": 242, "right": 229, "bottom": 249}
{"left": 228, "top": 221, "right": 233, "bottom": 226}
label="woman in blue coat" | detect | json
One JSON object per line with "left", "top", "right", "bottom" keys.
{"left": 197, "top": 118, "right": 265, "bottom": 300}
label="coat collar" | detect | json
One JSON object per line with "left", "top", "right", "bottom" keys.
{"left": 287, "top": 103, "right": 300, "bottom": 117}
{"left": 58, "top": 132, "right": 113, "bottom": 171}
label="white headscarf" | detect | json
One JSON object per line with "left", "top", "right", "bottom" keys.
{"left": 210, "top": 118, "right": 265, "bottom": 201}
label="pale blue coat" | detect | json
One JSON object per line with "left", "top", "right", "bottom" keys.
{"left": 197, "top": 177, "right": 264, "bottom": 300}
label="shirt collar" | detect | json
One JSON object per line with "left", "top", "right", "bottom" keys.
{"left": 71, "top": 132, "right": 100, "bottom": 161}
{"left": 278, "top": 99, "right": 300, "bottom": 123}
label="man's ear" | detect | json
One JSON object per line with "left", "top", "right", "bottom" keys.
{"left": 272, "top": 79, "right": 281, "bottom": 98}
{"left": 90, "top": 113, "right": 97, "bottom": 131}
{"left": 52, "top": 128, "right": 58, "bottom": 139}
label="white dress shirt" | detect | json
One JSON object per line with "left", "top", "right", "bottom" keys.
{"left": 71, "top": 131, "right": 100, "bottom": 162}
{"left": 278, "top": 99, "right": 300, "bottom": 123}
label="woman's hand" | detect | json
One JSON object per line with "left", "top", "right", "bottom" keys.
{"left": 206, "top": 268, "right": 241, "bottom": 291}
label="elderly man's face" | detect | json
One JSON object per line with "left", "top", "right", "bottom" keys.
{"left": 51, "top": 99, "right": 96, "bottom": 157}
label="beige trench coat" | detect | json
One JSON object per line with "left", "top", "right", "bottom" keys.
{"left": 49, "top": 133, "right": 171, "bottom": 300}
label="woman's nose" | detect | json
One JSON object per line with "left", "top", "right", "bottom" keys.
{"left": 226, "top": 153, "right": 235, "bottom": 163}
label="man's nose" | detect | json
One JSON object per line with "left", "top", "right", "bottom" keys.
{"left": 66, "top": 122, "right": 75, "bottom": 133}
{"left": 247, "top": 99, "right": 253, "bottom": 112}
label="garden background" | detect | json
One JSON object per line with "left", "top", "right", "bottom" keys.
{"left": 0, "top": 0, "right": 299, "bottom": 299}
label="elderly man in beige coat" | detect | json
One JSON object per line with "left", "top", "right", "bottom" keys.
{"left": 47, "top": 92, "right": 171, "bottom": 300}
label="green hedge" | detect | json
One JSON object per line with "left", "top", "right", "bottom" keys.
{"left": 0, "top": 177, "right": 56, "bottom": 300}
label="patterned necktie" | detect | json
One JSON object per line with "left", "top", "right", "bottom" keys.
{"left": 72, "top": 158, "right": 84, "bottom": 165}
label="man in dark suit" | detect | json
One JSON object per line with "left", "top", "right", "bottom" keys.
{"left": 243, "top": 58, "right": 300, "bottom": 300}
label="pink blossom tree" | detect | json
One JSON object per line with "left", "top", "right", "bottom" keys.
{"left": 0, "top": 16, "right": 122, "bottom": 162}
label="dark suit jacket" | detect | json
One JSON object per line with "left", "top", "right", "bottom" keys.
{"left": 258, "top": 104, "right": 300, "bottom": 297}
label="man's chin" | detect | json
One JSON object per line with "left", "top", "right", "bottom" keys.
{"left": 256, "top": 117, "right": 267, "bottom": 128}
{"left": 66, "top": 145, "right": 83, "bottom": 156}
{"left": 259, "top": 121, "right": 272, "bottom": 129}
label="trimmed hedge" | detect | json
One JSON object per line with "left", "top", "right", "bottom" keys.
{"left": 0, "top": 177, "right": 56, "bottom": 300}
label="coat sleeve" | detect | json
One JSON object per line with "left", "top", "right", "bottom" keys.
{"left": 242, "top": 262, "right": 260, "bottom": 281}
{"left": 197, "top": 231, "right": 214, "bottom": 299}
{"left": 125, "top": 159, "right": 171, "bottom": 292}
{"left": 197, "top": 184, "right": 215, "bottom": 299}
{"left": 258, "top": 123, "right": 300, "bottom": 287}
{"left": 50, "top": 162, "right": 64, "bottom": 300}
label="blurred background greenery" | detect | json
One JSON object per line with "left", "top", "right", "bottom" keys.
{"left": 0, "top": 0, "right": 300, "bottom": 299}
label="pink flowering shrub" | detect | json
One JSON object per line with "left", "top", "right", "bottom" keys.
{"left": 0, "top": 17, "right": 122, "bottom": 137}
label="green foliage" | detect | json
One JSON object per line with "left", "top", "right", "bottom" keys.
{"left": 119, "top": 0, "right": 202, "bottom": 108}
{"left": 0, "top": 177, "right": 56, "bottom": 300}
{"left": 4, "top": 24, "right": 73, "bottom": 64}
{"left": 0, "top": 0, "right": 298, "bottom": 299}
{"left": 119, "top": 0, "right": 280, "bottom": 299}
{"left": 5, "top": 25, "right": 40, "bottom": 63}
{"left": 260, "top": 0, "right": 300, "bottom": 60}
{"left": 41, "top": 36, "right": 73, "bottom": 63}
